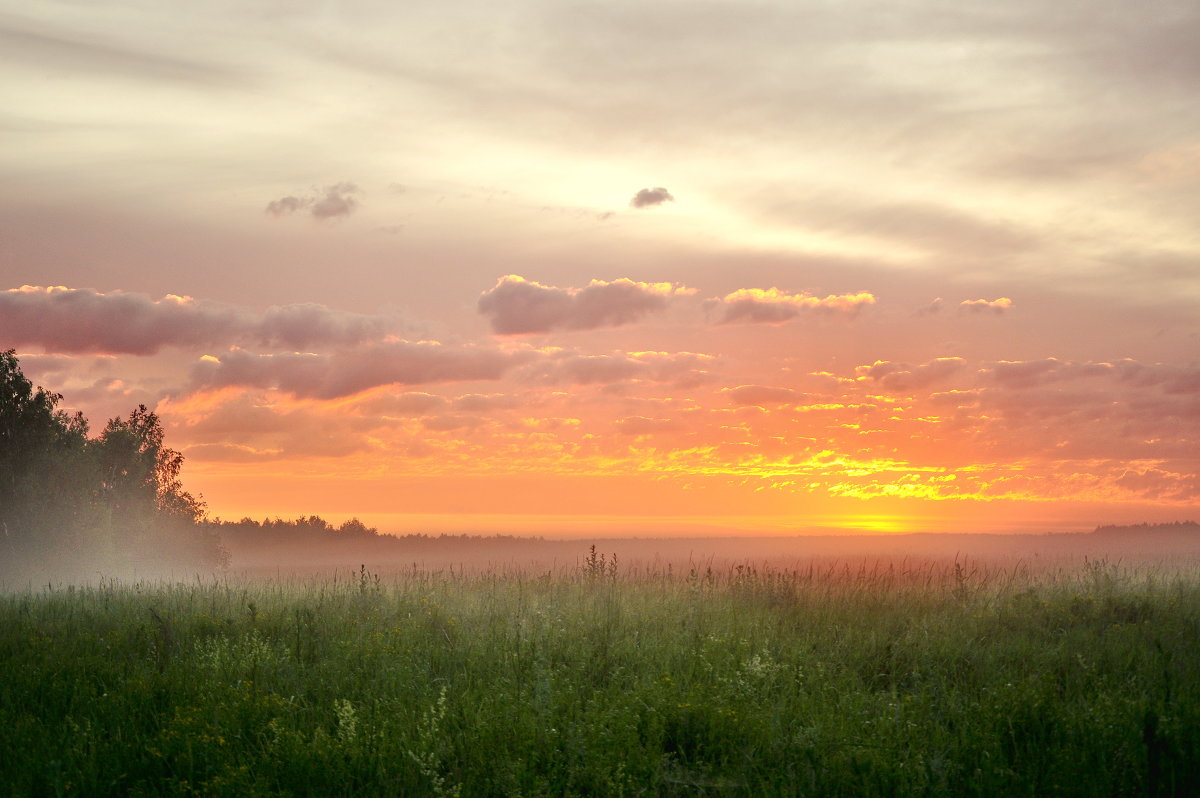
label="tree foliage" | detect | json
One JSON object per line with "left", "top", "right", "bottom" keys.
{"left": 0, "top": 350, "right": 226, "bottom": 575}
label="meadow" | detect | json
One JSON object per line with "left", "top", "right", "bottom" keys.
{"left": 2, "top": 553, "right": 1198, "bottom": 796}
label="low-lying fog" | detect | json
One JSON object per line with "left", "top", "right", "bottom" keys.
{"left": 6, "top": 524, "right": 1199, "bottom": 589}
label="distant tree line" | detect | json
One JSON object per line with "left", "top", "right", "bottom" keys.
{"left": 0, "top": 350, "right": 226, "bottom": 574}
{"left": 208, "top": 515, "right": 541, "bottom": 552}
{"left": 207, "top": 516, "right": 381, "bottom": 549}
{"left": 1093, "top": 521, "right": 1198, "bottom": 535}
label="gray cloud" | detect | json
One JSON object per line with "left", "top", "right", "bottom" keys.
{"left": 630, "top": 187, "right": 674, "bottom": 208}
{"left": 478, "top": 274, "right": 693, "bottom": 334}
{"left": 265, "top": 183, "right": 360, "bottom": 220}
{"left": 265, "top": 196, "right": 306, "bottom": 216}
{"left": 0, "top": 286, "right": 397, "bottom": 355}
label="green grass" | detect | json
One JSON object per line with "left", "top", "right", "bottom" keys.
{"left": 2, "top": 558, "right": 1199, "bottom": 796}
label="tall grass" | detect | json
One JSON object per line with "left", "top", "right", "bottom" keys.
{"left": 2, "top": 558, "right": 1198, "bottom": 796}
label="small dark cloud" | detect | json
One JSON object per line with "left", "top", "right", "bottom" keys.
{"left": 630, "top": 187, "right": 674, "bottom": 209}
{"left": 265, "top": 196, "right": 306, "bottom": 216}
{"left": 311, "top": 183, "right": 359, "bottom": 219}
{"left": 265, "top": 182, "right": 360, "bottom": 220}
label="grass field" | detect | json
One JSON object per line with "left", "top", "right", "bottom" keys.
{"left": 2, "top": 555, "right": 1198, "bottom": 796}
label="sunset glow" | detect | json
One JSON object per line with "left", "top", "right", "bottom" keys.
{"left": 3, "top": 0, "right": 1197, "bottom": 536}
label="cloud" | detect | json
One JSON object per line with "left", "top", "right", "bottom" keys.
{"left": 187, "top": 341, "right": 531, "bottom": 399}
{"left": 980, "top": 358, "right": 1068, "bottom": 389}
{"left": 265, "top": 196, "right": 306, "bottom": 216}
{"left": 478, "top": 275, "right": 694, "bottom": 335}
{"left": 917, "top": 297, "right": 944, "bottom": 315}
{"left": 519, "top": 350, "right": 715, "bottom": 387}
{"left": 710, "top": 287, "right": 876, "bottom": 324}
{"left": 615, "top": 416, "right": 682, "bottom": 435}
{"left": 0, "top": 286, "right": 396, "bottom": 355}
{"left": 422, "top": 415, "right": 486, "bottom": 432}
{"left": 354, "top": 391, "right": 448, "bottom": 416}
{"left": 959, "top": 297, "right": 1014, "bottom": 314}
{"left": 265, "top": 182, "right": 360, "bottom": 220}
{"left": 724, "top": 385, "right": 804, "bottom": 406}
{"left": 182, "top": 443, "right": 281, "bottom": 463}
{"left": 855, "top": 357, "right": 966, "bottom": 391}
{"left": 630, "top": 187, "right": 674, "bottom": 208}
{"left": 452, "top": 393, "right": 520, "bottom": 412}
{"left": 311, "top": 183, "right": 360, "bottom": 219}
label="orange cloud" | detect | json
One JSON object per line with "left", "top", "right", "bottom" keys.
{"left": 959, "top": 297, "right": 1013, "bottom": 314}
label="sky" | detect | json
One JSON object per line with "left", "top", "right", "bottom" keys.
{"left": 2, "top": 0, "right": 1198, "bottom": 536}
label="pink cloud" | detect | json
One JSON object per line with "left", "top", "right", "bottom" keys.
{"left": 615, "top": 416, "right": 683, "bottom": 435}
{"left": 478, "top": 275, "right": 694, "bottom": 334}
{"left": 982, "top": 358, "right": 1068, "bottom": 388}
{"left": 855, "top": 357, "right": 966, "bottom": 391}
{"left": 520, "top": 350, "right": 715, "bottom": 387}
{"left": 187, "top": 341, "right": 531, "bottom": 399}
{"left": 724, "top": 385, "right": 804, "bottom": 406}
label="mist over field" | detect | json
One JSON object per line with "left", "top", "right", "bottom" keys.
{"left": 222, "top": 524, "right": 1200, "bottom": 580}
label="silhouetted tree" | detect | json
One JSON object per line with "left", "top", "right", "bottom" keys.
{"left": 0, "top": 350, "right": 90, "bottom": 559}
{"left": 0, "top": 352, "right": 226, "bottom": 573}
